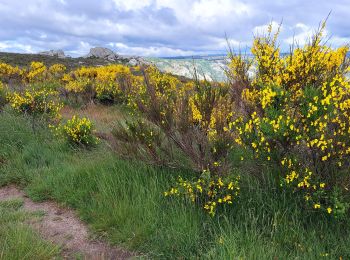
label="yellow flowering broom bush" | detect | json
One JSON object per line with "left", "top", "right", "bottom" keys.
{"left": 25, "top": 62, "right": 66, "bottom": 84}
{"left": 62, "top": 65, "right": 133, "bottom": 104}
{"left": 165, "top": 171, "right": 240, "bottom": 216}
{"left": 63, "top": 66, "right": 97, "bottom": 100}
{"left": 118, "top": 66, "right": 240, "bottom": 216}
{"left": 0, "top": 82, "right": 8, "bottom": 111}
{"left": 7, "top": 87, "right": 62, "bottom": 131}
{"left": 26, "top": 62, "right": 47, "bottom": 83}
{"left": 59, "top": 115, "right": 99, "bottom": 147}
{"left": 94, "top": 64, "right": 132, "bottom": 102}
{"left": 229, "top": 21, "right": 350, "bottom": 216}
{"left": 0, "top": 62, "right": 24, "bottom": 85}
{"left": 126, "top": 66, "right": 235, "bottom": 174}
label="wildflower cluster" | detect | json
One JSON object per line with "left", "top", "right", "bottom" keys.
{"left": 107, "top": 66, "right": 239, "bottom": 216}
{"left": 229, "top": 21, "right": 350, "bottom": 216}
{"left": 165, "top": 172, "right": 240, "bottom": 216}
{"left": 0, "top": 62, "right": 23, "bottom": 83}
{"left": 63, "top": 65, "right": 133, "bottom": 103}
{"left": 26, "top": 62, "right": 47, "bottom": 82}
{"left": 0, "top": 82, "right": 8, "bottom": 110}
{"left": 24, "top": 62, "right": 67, "bottom": 84}
{"left": 7, "top": 88, "right": 62, "bottom": 119}
{"left": 125, "top": 66, "right": 235, "bottom": 174}
{"left": 0, "top": 61, "right": 67, "bottom": 87}
{"left": 58, "top": 115, "right": 99, "bottom": 146}
{"left": 127, "top": 66, "right": 181, "bottom": 120}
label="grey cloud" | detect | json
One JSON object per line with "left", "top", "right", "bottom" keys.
{"left": 0, "top": 0, "right": 348, "bottom": 57}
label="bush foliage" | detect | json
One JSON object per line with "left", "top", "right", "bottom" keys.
{"left": 58, "top": 115, "right": 99, "bottom": 147}
{"left": 229, "top": 22, "right": 350, "bottom": 216}
{"left": 0, "top": 20, "right": 349, "bottom": 217}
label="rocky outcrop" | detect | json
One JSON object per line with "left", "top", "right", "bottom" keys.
{"left": 38, "top": 49, "right": 66, "bottom": 58}
{"left": 127, "top": 58, "right": 138, "bottom": 66}
{"left": 85, "top": 47, "right": 120, "bottom": 61}
{"left": 82, "top": 47, "right": 151, "bottom": 66}
{"left": 127, "top": 57, "right": 151, "bottom": 66}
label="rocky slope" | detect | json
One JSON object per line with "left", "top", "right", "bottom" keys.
{"left": 38, "top": 49, "right": 66, "bottom": 58}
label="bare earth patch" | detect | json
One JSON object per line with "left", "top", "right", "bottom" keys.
{"left": 0, "top": 185, "right": 134, "bottom": 260}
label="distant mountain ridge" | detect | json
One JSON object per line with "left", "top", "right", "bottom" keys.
{"left": 163, "top": 51, "right": 350, "bottom": 59}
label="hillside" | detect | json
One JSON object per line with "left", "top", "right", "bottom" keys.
{"left": 0, "top": 51, "right": 130, "bottom": 69}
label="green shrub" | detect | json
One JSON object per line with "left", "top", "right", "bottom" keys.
{"left": 0, "top": 82, "right": 8, "bottom": 111}
{"left": 59, "top": 115, "right": 99, "bottom": 147}
{"left": 229, "top": 22, "right": 350, "bottom": 216}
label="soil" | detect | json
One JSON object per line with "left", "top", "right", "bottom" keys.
{"left": 0, "top": 185, "right": 135, "bottom": 260}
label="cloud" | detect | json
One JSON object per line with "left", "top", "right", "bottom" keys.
{"left": 284, "top": 23, "right": 315, "bottom": 45}
{"left": 108, "top": 42, "right": 197, "bottom": 57}
{"left": 0, "top": 41, "right": 35, "bottom": 53}
{"left": 253, "top": 21, "right": 282, "bottom": 36}
{"left": 0, "top": 0, "right": 349, "bottom": 57}
{"left": 191, "top": 0, "right": 252, "bottom": 23}
{"left": 112, "top": 0, "right": 153, "bottom": 11}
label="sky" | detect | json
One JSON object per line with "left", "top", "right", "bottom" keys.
{"left": 0, "top": 0, "right": 349, "bottom": 57}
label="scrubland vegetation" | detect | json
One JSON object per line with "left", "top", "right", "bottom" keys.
{"left": 1, "top": 22, "right": 350, "bottom": 259}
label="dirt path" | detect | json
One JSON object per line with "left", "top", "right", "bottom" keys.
{"left": 0, "top": 186, "right": 135, "bottom": 260}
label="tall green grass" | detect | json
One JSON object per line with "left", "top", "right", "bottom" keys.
{"left": 0, "top": 199, "right": 60, "bottom": 260}
{"left": 1, "top": 109, "right": 349, "bottom": 259}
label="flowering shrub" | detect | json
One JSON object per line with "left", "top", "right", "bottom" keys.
{"left": 7, "top": 87, "right": 62, "bottom": 131}
{"left": 64, "top": 78, "right": 90, "bottom": 94}
{"left": 0, "top": 61, "right": 67, "bottom": 87}
{"left": 117, "top": 66, "right": 239, "bottom": 216}
{"left": 229, "top": 22, "right": 350, "bottom": 216}
{"left": 59, "top": 115, "right": 99, "bottom": 147}
{"left": 112, "top": 119, "right": 175, "bottom": 165}
{"left": 63, "top": 65, "right": 133, "bottom": 103}
{"left": 0, "top": 63, "right": 23, "bottom": 84}
{"left": 8, "top": 88, "right": 61, "bottom": 116}
{"left": 0, "top": 82, "right": 8, "bottom": 110}
{"left": 26, "top": 62, "right": 47, "bottom": 83}
{"left": 165, "top": 171, "right": 240, "bottom": 216}
{"left": 125, "top": 66, "right": 235, "bottom": 175}
{"left": 48, "top": 64, "right": 66, "bottom": 77}
{"left": 94, "top": 65, "right": 132, "bottom": 102}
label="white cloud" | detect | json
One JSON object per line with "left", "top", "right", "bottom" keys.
{"left": 66, "top": 41, "right": 94, "bottom": 57}
{"left": 0, "top": 41, "right": 35, "bottom": 53}
{"left": 112, "top": 0, "right": 153, "bottom": 11}
{"left": 327, "top": 36, "right": 350, "bottom": 47}
{"left": 253, "top": 21, "right": 282, "bottom": 35}
{"left": 191, "top": 0, "right": 251, "bottom": 21}
{"left": 57, "top": 0, "right": 67, "bottom": 5}
{"left": 108, "top": 42, "right": 197, "bottom": 57}
{"left": 0, "top": 0, "right": 349, "bottom": 56}
{"left": 284, "top": 23, "right": 321, "bottom": 45}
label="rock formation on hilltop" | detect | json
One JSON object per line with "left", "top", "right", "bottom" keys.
{"left": 85, "top": 47, "right": 120, "bottom": 61}
{"left": 84, "top": 47, "right": 151, "bottom": 66}
{"left": 38, "top": 49, "right": 66, "bottom": 58}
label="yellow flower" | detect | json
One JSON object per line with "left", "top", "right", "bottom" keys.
{"left": 314, "top": 203, "right": 321, "bottom": 209}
